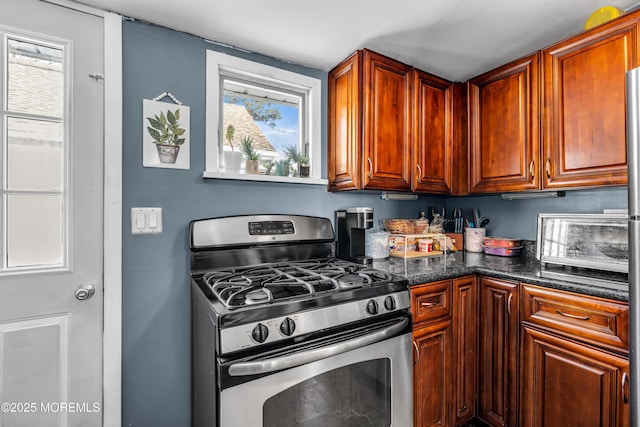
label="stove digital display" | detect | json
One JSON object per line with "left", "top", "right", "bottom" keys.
{"left": 248, "top": 221, "right": 295, "bottom": 235}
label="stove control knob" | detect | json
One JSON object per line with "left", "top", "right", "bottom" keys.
{"left": 251, "top": 323, "right": 269, "bottom": 343}
{"left": 384, "top": 296, "right": 396, "bottom": 311}
{"left": 366, "top": 300, "right": 379, "bottom": 315}
{"left": 280, "top": 317, "right": 296, "bottom": 336}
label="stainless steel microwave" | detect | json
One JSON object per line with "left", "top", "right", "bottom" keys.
{"left": 536, "top": 213, "right": 628, "bottom": 273}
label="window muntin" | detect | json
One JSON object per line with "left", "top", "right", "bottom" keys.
{"left": 205, "top": 50, "right": 323, "bottom": 183}
{"left": 2, "top": 34, "right": 68, "bottom": 271}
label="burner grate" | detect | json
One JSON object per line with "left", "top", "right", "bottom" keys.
{"left": 202, "top": 259, "right": 394, "bottom": 309}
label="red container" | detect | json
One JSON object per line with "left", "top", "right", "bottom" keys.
{"left": 482, "top": 237, "right": 522, "bottom": 248}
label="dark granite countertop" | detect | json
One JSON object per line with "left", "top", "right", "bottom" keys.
{"left": 370, "top": 251, "right": 629, "bottom": 302}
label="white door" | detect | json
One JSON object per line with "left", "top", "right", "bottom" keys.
{"left": 0, "top": 1, "right": 104, "bottom": 426}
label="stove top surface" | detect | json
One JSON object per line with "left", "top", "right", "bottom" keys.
{"left": 201, "top": 258, "right": 397, "bottom": 310}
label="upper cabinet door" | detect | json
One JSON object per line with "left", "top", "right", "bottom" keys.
{"left": 328, "top": 51, "right": 361, "bottom": 191}
{"left": 412, "top": 69, "right": 454, "bottom": 193}
{"left": 468, "top": 53, "right": 541, "bottom": 193}
{"left": 543, "top": 17, "right": 638, "bottom": 188}
{"left": 362, "top": 49, "right": 413, "bottom": 191}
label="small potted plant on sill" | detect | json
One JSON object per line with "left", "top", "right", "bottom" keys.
{"left": 223, "top": 124, "right": 243, "bottom": 172}
{"left": 298, "top": 155, "right": 310, "bottom": 178}
{"left": 146, "top": 108, "right": 186, "bottom": 164}
{"left": 284, "top": 144, "right": 309, "bottom": 177}
{"left": 275, "top": 159, "right": 291, "bottom": 177}
{"left": 240, "top": 135, "right": 261, "bottom": 174}
{"left": 263, "top": 160, "right": 275, "bottom": 175}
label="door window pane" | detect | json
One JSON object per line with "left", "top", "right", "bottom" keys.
{"left": 3, "top": 33, "right": 66, "bottom": 271}
{"left": 7, "top": 117, "right": 63, "bottom": 191}
{"left": 7, "top": 194, "right": 63, "bottom": 268}
{"left": 7, "top": 38, "right": 63, "bottom": 117}
{"left": 263, "top": 359, "right": 392, "bottom": 427}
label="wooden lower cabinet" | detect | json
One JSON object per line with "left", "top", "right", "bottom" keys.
{"left": 411, "top": 277, "right": 477, "bottom": 427}
{"left": 413, "top": 319, "right": 453, "bottom": 427}
{"left": 412, "top": 276, "right": 629, "bottom": 427}
{"left": 478, "top": 277, "right": 519, "bottom": 427}
{"left": 521, "top": 326, "right": 630, "bottom": 427}
{"left": 452, "top": 276, "right": 477, "bottom": 425}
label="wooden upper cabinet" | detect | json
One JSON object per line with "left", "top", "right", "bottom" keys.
{"left": 328, "top": 49, "right": 413, "bottom": 192}
{"left": 542, "top": 16, "right": 638, "bottom": 188}
{"left": 328, "top": 51, "right": 361, "bottom": 191}
{"left": 468, "top": 53, "right": 541, "bottom": 193}
{"left": 412, "top": 69, "right": 454, "bottom": 193}
{"left": 362, "top": 49, "right": 413, "bottom": 191}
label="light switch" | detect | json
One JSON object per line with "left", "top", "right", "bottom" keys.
{"left": 131, "top": 207, "right": 163, "bottom": 234}
{"left": 136, "top": 213, "right": 146, "bottom": 228}
{"left": 149, "top": 213, "right": 158, "bottom": 228}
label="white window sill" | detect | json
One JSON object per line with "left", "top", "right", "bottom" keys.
{"left": 202, "top": 171, "right": 328, "bottom": 186}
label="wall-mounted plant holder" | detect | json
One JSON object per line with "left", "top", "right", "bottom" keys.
{"left": 142, "top": 92, "right": 190, "bottom": 169}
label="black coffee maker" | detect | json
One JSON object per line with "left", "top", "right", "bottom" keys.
{"left": 335, "top": 207, "right": 374, "bottom": 263}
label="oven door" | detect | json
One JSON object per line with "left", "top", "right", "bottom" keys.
{"left": 218, "top": 317, "right": 412, "bottom": 427}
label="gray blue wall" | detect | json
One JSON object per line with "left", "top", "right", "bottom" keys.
{"left": 121, "top": 19, "right": 629, "bottom": 427}
{"left": 447, "top": 188, "right": 628, "bottom": 240}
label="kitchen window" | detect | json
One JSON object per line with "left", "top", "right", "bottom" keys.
{"left": 205, "top": 50, "right": 325, "bottom": 184}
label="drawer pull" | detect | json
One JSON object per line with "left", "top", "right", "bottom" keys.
{"left": 622, "top": 372, "right": 629, "bottom": 404}
{"left": 555, "top": 310, "right": 590, "bottom": 321}
{"left": 413, "top": 341, "right": 419, "bottom": 365}
{"left": 421, "top": 302, "right": 437, "bottom": 309}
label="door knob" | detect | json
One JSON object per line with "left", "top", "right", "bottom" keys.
{"left": 75, "top": 284, "right": 96, "bottom": 300}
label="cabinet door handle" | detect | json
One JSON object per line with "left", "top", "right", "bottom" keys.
{"left": 622, "top": 372, "right": 629, "bottom": 404}
{"left": 555, "top": 310, "right": 590, "bottom": 321}
{"left": 529, "top": 160, "right": 535, "bottom": 180}
{"left": 367, "top": 157, "right": 373, "bottom": 179}
{"left": 507, "top": 293, "right": 513, "bottom": 317}
{"left": 413, "top": 340, "right": 419, "bottom": 365}
{"left": 545, "top": 157, "right": 551, "bottom": 179}
{"left": 416, "top": 164, "right": 422, "bottom": 183}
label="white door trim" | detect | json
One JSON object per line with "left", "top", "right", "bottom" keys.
{"left": 103, "top": 12, "right": 123, "bottom": 427}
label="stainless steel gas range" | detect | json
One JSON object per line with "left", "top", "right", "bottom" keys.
{"left": 190, "top": 214, "right": 413, "bottom": 427}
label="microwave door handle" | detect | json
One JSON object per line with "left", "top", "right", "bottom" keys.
{"left": 228, "top": 317, "right": 409, "bottom": 377}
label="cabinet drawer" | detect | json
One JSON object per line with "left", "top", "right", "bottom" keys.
{"left": 410, "top": 280, "right": 451, "bottom": 324}
{"left": 521, "top": 284, "right": 628, "bottom": 353}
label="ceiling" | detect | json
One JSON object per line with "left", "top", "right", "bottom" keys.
{"left": 78, "top": 0, "right": 640, "bottom": 81}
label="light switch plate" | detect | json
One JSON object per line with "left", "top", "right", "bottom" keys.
{"left": 131, "top": 207, "right": 163, "bottom": 234}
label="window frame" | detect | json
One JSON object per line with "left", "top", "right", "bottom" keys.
{"left": 205, "top": 50, "right": 326, "bottom": 184}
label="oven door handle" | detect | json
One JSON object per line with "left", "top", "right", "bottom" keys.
{"left": 228, "top": 317, "right": 409, "bottom": 376}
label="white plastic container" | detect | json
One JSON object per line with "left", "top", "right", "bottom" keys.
{"left": 465, "top": 228, "right": 486, "bottom": 252}
{"left": 365, "top": 229, "right": 390, "bottom": 259}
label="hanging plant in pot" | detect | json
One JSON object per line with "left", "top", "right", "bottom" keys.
{"left": 223, "top": 124, "right": 243, "bottom": 172}
{"left": 146, "top": 108, "right": 186, "bottom": 164}
{"left": 240, "top": 135, "right": 261, "bottom": 174}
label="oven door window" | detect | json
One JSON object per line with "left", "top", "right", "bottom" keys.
{"left": 263, "top": 358, "right": 391, "bottom": 427}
